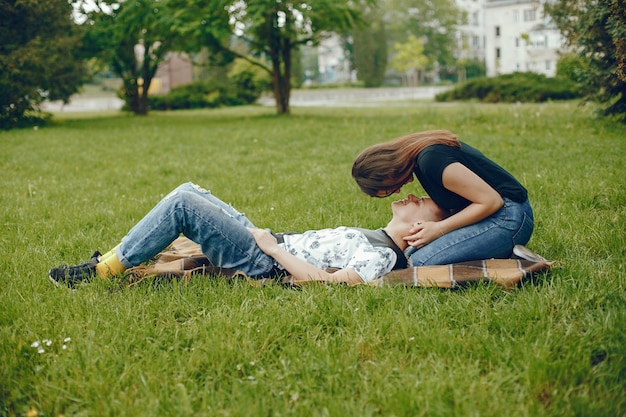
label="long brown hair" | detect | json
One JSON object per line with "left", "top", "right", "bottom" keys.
{"left": 352, "top": 130, "right": 461, "bottom": 196}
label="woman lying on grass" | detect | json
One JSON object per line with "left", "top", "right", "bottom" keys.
{"left": 49, "top": 182, "right": 448, "bottom": 288}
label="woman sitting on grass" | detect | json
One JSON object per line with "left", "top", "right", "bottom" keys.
{"left": 49, "top": 182, "right": 448, "bottom": 288}
{"left": 352, "top": 129, "right": 534, "bottom": 266}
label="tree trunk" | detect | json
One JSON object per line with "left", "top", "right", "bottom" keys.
{"left": 124, "top": 81, "right": 141, "bottom": 114}
{"left": 272, "top": 69, "right": 290, "bottom": 114}
{"left": 270, "top": 38, "right": 291, "bottom": 114}
{"left": 124, "top": 81, "right": 147, "bottom": 115}
{"left": 137, "top": 87, "right": 149, "bottom": 115}
{"left": 136, "top": 52, "right": 155, "bottom": 116}
{"left": 280, "top": 38, "right": 291, "bottom": 114}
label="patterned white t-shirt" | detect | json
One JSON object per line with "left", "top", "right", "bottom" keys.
{"left": 279, "top": 226, "right": 397, "bottom": 282}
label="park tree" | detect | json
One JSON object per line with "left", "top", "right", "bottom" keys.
{"left": 545, "top": 0, "right": 626, "bottom": 121}
{"left": 391, "top": 34, "right": 428, "bottom": 86}
{"left": 0, "top": 0, "right": 87, "bottom": 129}
{"left": 170, "top": 0, "right": 372, "bottom": 114}
{"left": 382, "top": 0, "right": 461, "bottom": 80}
{"left": 352, "top": 11, "right": 388, "bottom": 87}
{"left": 76, "top": 0, "right": 180, "bottom": 115}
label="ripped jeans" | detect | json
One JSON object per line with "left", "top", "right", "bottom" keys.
{"left": 115, "top": 182, "right": 278, "bottom": 277}
{"left": 405, "top": 198, "right": 534, "bottom": 266}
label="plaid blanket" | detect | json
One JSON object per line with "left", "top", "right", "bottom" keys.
{"left": 364, "top": 258, "right": 551, "bottom": 289}
{"left": 126, "top": 237, "right": 553, "bottom": 289}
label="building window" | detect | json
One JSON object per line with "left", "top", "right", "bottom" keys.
{"left": 513, "top": 10, "right": 519, "bottom": 23}
{"left": 496, "top": 48, "right": 501, "bottom": 59}
{"left": 546, "top": 60, "right": 551, "bottom": 71}
{"left": 516, "top": 38, "right": 519, "bottom": 47}
{"left": 536, "top": 36, "right": 544, "bottom": 47}
{"left": 495, "top": 26, "right": 501, "bottom": 37}
{"left": 524, "top": 9, "right": 536, "bottom": 21}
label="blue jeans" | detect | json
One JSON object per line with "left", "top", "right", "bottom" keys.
{"left": 405, "top": 198, "right": 534, "bottom": 266}
{"left": 115, "top": 183, "right": 278, "bottom": 277}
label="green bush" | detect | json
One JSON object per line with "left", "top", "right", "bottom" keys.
{"left": 227, "top": 59, "right": 272, "bottom": 104}
{"left": 435, "top": 72, "right": 581, "bottom": 103}
{"left": 439, "top": 59, "right": 487, "bottom": 83}
{"left": 556, "top": 53, "right": 587, "bottom": 85}
{"left": 148, "top": 60, "right": 271, "bottom": 111}
{"left": 148, "top": 82, "right": 221, "bottom": 111}
{"left": 0, "top": 107, "right": 51, "bottom": 130}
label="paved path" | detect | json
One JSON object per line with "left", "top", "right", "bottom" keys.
{"left": 42, "top": 96, "right": 125, "bottom": 112}
{"left": 258, "top": 86, "right": 450, "bottom": 107}
{"left": 43, "top": 86, "right": 450, "bottom": 112}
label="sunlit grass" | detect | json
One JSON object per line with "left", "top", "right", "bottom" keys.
{"left": 0, "top": 101, "right": 624, "bottom": 416}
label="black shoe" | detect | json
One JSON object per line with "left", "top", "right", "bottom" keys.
{"left": 48, "top": 251, "right": 102, "bottom": 288}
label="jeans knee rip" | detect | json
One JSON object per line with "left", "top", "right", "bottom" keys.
{"left": 191, "top": 183, "right": 209, "bottom": 193}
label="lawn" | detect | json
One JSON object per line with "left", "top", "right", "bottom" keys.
{"left": 0, "top": 101, "right": 624, "bottom": 416}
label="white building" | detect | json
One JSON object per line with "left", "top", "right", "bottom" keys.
{"left": 309, "top": 0, "right": 566, "bottom": 84}
{"left": 455, "top": 0, "right": 486, "bottom": 63}
{"left": 317, "top": 34, "right": 353, "bottom": 84}
{"left": 484, "top": 0, "right": 564, "bottom": 77}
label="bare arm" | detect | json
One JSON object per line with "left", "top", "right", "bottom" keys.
{"left": 248, "top": 228, "right": 365, "bottom": 286}
{"left": 406, "top": 162, "right": 503, "bottom": 248}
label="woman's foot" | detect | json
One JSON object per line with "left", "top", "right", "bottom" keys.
{"left": 512, "top": 245, "right": 548, "bottom": 263}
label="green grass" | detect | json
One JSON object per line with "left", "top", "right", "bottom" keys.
{"left": 1, "top": 101, "right": 624, "bottom": 416}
